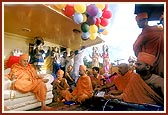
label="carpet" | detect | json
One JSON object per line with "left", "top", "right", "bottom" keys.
{"left": 28, "top": 102, "right": 88, "bottom": 111}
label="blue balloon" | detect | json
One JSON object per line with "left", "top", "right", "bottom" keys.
{"left": 98, "top": 28, "right": 105, "bottom": 33}
{"left": 95, "top": 8, "right": 102, "bottom": 18}
{"left": 73, "top": 12, "right": 83, "bottom": 24}
{"left": 81, "top": 32, "right": 90, "bottom": 40}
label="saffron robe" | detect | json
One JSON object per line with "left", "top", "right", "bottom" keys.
{"left": 53, "top": 78, "right": 71, "bottom": 101}
{"left": 9, "top": 63, "right": 47, "bottom": 102}
{"left": 113, "top": 70, "right": 136, "bottom": 91}
{"left": 121, "top": 75, "right": 164, "bottom": 105}
{"left": 90, "top": 74, "right": 105, "bottom": 89}
{"left": 133, "top": 25, "right": 164, "bottom": 77}
{"left": 72, "top": 75, "right": 93, "bottom": 103}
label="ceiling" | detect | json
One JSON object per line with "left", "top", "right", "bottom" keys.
{"left": 4, "top": 4, "right": 104, "bottom": 50}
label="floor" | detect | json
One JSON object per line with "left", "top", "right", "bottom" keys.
{"left": 27, "top": 98, "right": 164, "bottom": 111}
{"left": 27, "top": 101, "right": 89, "bottom": 111}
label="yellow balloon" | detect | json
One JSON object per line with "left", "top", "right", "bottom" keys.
{"left": 96, "top": 4, "right": 105, "bottom": 10}
{"left": 54, "top": 4, "right": 66, "bottom": 9}
{"left": 74, "top": 4, "right": 86, "bottom": 13}
{"left": 90, "top": 33, "right": 98, "bottom": 40}
{"left": 82, "top": 14, "right": 87, "bottom": 22}
{"left": 99, "top": 25, "right": 106, "bottom": 29}
{"left": 89, "top": 25, "right": 98, "bottom": 33}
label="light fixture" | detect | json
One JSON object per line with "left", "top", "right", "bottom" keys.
{"left": 21, "top": 28, "right": 31, "bottom": 32}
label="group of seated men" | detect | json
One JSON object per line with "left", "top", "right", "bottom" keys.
{"left": 6, "top": 51, "right": 164, "bottom": 111}
{"left": 53, "top": 51, "right": 164, "bottom": 106}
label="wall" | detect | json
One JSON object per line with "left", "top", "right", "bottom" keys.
{"left": 3, "top": 32, "right": 63, "bottom": 73}
{"left": 4, "top": 32, "right": 32, "bottom": 60}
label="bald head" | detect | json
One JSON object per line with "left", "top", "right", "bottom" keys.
{"left": 118, "top": 63, "right": 129, "bottom": 76}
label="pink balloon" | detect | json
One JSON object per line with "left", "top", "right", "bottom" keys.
{"left": 64, "top": 5, "right": 75, "bottom": 17}
{"left": 102, "top": 10, "right": 112, "bottom": 19}
{"left": 100, "top": 18, "right": 109, "bottom": 27}
{"left": 102, "top": 4, "right": 108, "bottom": 11}
{"left": 95, "top": 18, "right": 101, "bottom": 26}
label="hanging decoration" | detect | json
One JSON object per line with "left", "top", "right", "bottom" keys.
{"left": 51, "top": 4, "right": 112, "bottom": 41}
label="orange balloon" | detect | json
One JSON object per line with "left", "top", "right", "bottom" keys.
{"left": 102, "top": 29, "right": 108, "bottom": 35}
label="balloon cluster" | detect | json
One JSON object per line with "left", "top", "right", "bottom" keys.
{"left": 54, "top": 4, "right": 112, "bottom": 41}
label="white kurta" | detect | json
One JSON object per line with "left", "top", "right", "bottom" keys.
{"left": 73, "top": 49, "right": 85, "bottom": 82}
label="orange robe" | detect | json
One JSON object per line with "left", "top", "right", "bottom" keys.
{"left": 9, "top": 63, "right": 47, "bottom": 102}
{"left": 72, "top": 75, "right": 93, "bottom": 103}
{"left": 113, "top": 70, "right": 135, "bottom": 91}
{"left": 54, "top": 78, "right": 71, "bottom": 101}
{"left": 90, "top": 74, "right": 104, "bottom": 89}
{"left": 121, "top": 75, "right": 164, "bottom": 105}
{"left": 133, "top": 25, "right": 164, "bottom": 77}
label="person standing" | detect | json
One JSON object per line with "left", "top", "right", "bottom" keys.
{"left": 100, "top": 44, "right": 110, "bottom": 74}
{"left": 60, "top": 51, "right": 67, "bottom": 73}
{"left": 133, "top": 12, "right": 164, "bottom": 77}
{"left": 65, "top": 51, "right": 74, "bottom": 72}
{"left": 51, "top": 47, "right": 61, "bottom": 78}
{"left": 72, "top": 46, "right": 85, "bottom": 83}
{"left": 33, "top": 43, "right": 45, "bottom": 72}
{"left": 89, "top": 47, "right": 100, "bottom": 67}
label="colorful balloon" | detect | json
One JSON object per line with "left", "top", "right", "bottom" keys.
{"left": 98, "top": 28, "right": 105, "bottom": 33}
{"left": 54, "top": 4, "right": 66, "bottom": 9}
{"left": 95, "top": 18, "right": 101, "bottom": 26}
{"left": 102, "top": 10, "right": 112, "bottom": 19}
{"left": 82, "top": 32, "right": 90, "bottom": 40}
{"left": 95, "top": 4, "right": 105, "bottom": 10}
{"left": 74, "top": 4, "right": 86, "bottom": 13}
{"left": 86, "top": 16, "right": 96, "bottom": 25}
{"left": 73, "top": 12, "right": 83, "bottom": 24}
{"left": 95, "top": 8, "right": 103, "bottom": 18}
{"left": 90, "top": 33, "right": 98, "bottom": 40}
{"left": 82, "top": 14, "right": 87, "bottom": 22}
{"left": 64, "top": 5, "right": 74, "bottom": 17}
{"left": 100, "top": 18, "right": 109, "bottom": 27}
{"left": 89, "top": 25, "right": 98, "bottom": 33}
{"left": 102, "top": 4, "right": 108, "bottom": 11}
{"left": 102, "top": 29, "right": 109, "bottom": 35}
{"left": 81, "top": 23, "right": 90, "bottom": 32}
{"left": 86, "top": 4, "right": 98, "bottom": 17}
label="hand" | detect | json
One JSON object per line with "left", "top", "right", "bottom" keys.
{"left": 55, "top": 79, "right": 61, "bottom": 84}
{"left": 104, "top": 94, "right": 115, "bottom": 100}
{"left": 94, "top": 87, "right": 102, "bottom": 92}
{"left": 43, "top": 79, "right": 49, "bottom": 83}
{"left": 11, "top": 74, "right": 16, "bottom": 80}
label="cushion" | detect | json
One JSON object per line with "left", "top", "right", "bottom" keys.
{"left": 6, "top": 56, "right": 20, "bottom": 68}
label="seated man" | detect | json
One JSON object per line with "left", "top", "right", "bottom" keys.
{"left": 64, "top": 65, "right": 76, "bottom": 92}
{"left": 53, "top": 69, "right": 71, "bottom": 102}
{"left": 90, "top": 67, "right": 105, "bottom": 91}
{"left": 135, "top": 52, "right": 164, "bottom": 99}
{"left": 104, "top": 73, "right": 164, "bottom": 105}
{"left": 8, "top": 54, "right": 52, "bottom": 110}
{"left": 71, "top": 65, "right": 93, "bottom": 104}
{"left": 96, "top": 63, "right": 136, "bottom": 95}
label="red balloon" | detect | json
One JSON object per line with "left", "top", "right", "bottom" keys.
{"left": 102, "top": 4, "right": 108, "bottom": 11}
{"left": 95, "top": 18, "right": 101, "bottom": 26}
{"left": 102, "top": 10, "right": 112, "bottom": 19}
{"left": 64, "top": 5, "right": 75, "bottom": 17}
{"left": 100, "top": 18, "right": 109, "bottom": 27}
